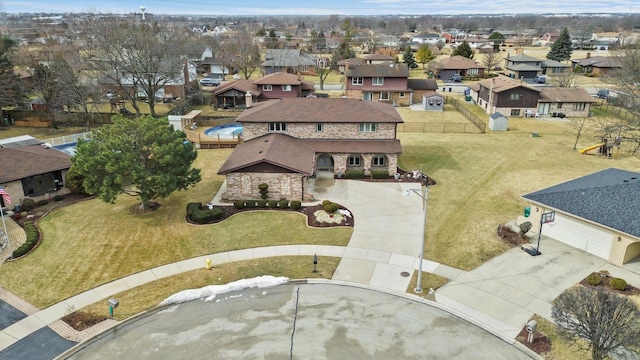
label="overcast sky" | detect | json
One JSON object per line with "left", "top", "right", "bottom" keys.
{"left": 5, "top": 0, "right": 638, "bottom": 16}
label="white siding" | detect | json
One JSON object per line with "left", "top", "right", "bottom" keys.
{"left": 542, "top": 213, "right": 613, "bottom": 259}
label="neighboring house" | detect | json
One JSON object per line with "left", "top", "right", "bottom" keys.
{"left": 411, "top": 32, "right": 444, "bottom": 45}
{"left": 261, "top": 49, "right": 317, "bottom": 75}
{"left": 200, "top": 57, "right": 229, "bottom": 80}
{"left": 591, "top": 32, "right": 621, "bottom": 48}
{"left": 422, "top": 92, "right": 445, "bottom": 111}
{"left": 344, "top": 63, "right": 437, "bottom": 106}
{"left": 437, "top": 55, "right": 485, "bottom": 80}
{"left": 442, "top": 30, "right": 467, "bottom": 43}
{"left": 537, "top": 32, "right": 559, "bottom": 46}
{"left": 536, "top": 87, "right": 596, "bottom": 117}
{"left": 363, "top": 53, "right": 395, "bottom": 64}
{"left": 522, "top": 168, "right": 640, "bottom": 267}
{"left": 211, "top": 79, "right": 260, "bottom": 109}
{"left": 0, "top": 144, "right": 72, "bottom": 208}
{"left": 254, "top": 72, "right": 315, "bottom": 100}
{"left": 468, "top": 76, "right": 540, "bottom": 116}
{"left": 217, "top": 98, "right": 403, "bottom": 201}
{"left": 541, "top": 59, "right": 571, "bottom": 76}
{"left": 337, "top": 57, "right": 366, "bottom": 74}
{"left": 571, "top": 54, "right": 621, "bottom": 75}
{"left": 504, "top": 54, "right": 543, "bottom": 79}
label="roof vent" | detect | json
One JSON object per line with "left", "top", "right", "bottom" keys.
{"left": 264, "top": 139, "right": 269, "bottom": 142}
{"left": 258, "top": 150, "right": 263, "bottom": 154}
{"left": 631, "top": 177, "right": 637, "bottom": 180}
{"left": 623, "top": 180, "right": 629, "bottom": 182}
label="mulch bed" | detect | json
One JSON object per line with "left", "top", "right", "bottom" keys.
{"left": 579, "top": 272, "right": 640, "bottom": 296}
{"left": 188, "top": 204, "right": 354, "bottom": 228}
{"left": 61, "top": 312, "right": 108, "bottom": 332}
{"left": 515, "top": 325, "right": 552, "bottom": 355}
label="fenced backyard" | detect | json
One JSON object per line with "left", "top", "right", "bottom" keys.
{"left": 395, "top": 97, "right": 487, "bottom": 134}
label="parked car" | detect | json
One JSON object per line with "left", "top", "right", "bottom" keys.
{"left": 493, "top": 66, "right": 502, "bottom": 71}
{"left": 451, "top": 74, "right": 463, "bottom": 82}
{"left": 534, "top": 75, "right": 546, "bottom": 84}
{"left": 199, "top": 77, "right": 221, "bottom": 87}
{"left": 596, "top": 89, "right": 610, "bottom": 99}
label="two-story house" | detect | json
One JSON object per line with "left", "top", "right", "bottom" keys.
{"left": 468, "top": 77, "right": 540, "bottom": 116}
{"left": 254, "top": 72, "right": 315, "bottom": 100}
{"left": 344, "top": 63, "right": 437, "bottom": 106}
{"left": 504, "top": 53, "right": 543, "bottom": 79}
{"left": 217, "top": 98, "right": 403, "bottom": 201}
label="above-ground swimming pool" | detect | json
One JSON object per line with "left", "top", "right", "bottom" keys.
{"left": 204, "top": 124, "right": 243, "bottom": 139}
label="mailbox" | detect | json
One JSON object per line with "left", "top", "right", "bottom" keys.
{"left": 526, "top": 320, "right": 537, "bottom": 333}
{"left": 108, "top": 299, "right": 120, "bottom": 309}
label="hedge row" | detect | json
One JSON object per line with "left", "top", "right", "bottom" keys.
{"left": 186, "top": 202, "right": 224, "bottom": 224}
{"left": 233, "top": 200, "right": 302, "bottom": 210}
{"left": 12, "top": 222, "right": 39, "bottom": 258}
{"left": 371, "top": 170, "right": 389, "bottom": 179}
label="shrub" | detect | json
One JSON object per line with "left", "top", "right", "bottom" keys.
{"left": 290, "top": 200, "right": 302, "bottom": 210}
{"left": 233, "top": 200, "right": 245, "bottom": 209}
{"left": 345, "top": 170, "right": 365, "bottom": 179}
{"left": 65, "top": 165, "right": 89, "bottom": 195}
{"left": 258, "top": 183, "right": 269, "bottom": 199}
{"left": 37, "top": 199, "right": 48, "bottom": 207}
{"left": 53, "top": 195, "right": 64, "bottom": 202}
{"left": 371, "top": 170, "right": 389, "bottom": 179}
{"left": 20, "top": 198, "right": 36, "bottom": 211}
{"left": 519, "top": 222, "right": 532, "bottom": 237}
{"left": 322, "top": 200, "right": 332, "bottom": 207}
{"left": 268, "top": 200, "right": 279, "bottom": 208}
{"left": 12, "top": 221, "right": 39, "bottom": 258}
{"left": 496, "top": 225, "right": 523, "bottom": 245}
{"left": 258, "top": 183, "right": 269, "bottom": 191}
{"left": 587, "top": 273, "right": 603, "bottom": 286}
{"left": 611, "top": 278, "right": 627, "bottom": 291}
{"left": 278, "top": 200, "right": 289, "bottom": 209}
{"left": 257, "top": 199, "right": 267, "bottom": 208}
{"left": 245, "top": 200, "right": 257, "bottom": 208}
{"left": 186, "top": 202, "right": 224, "bottom": 224}
{"left": 323, "top": 202, "right": 339, "bottom": 214}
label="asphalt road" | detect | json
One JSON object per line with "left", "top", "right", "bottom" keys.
{"left": 63, "top": 283, "right": 532, "bottom": 360}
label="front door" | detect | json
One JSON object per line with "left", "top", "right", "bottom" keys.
{"left": 317, "top": 154, "right": 334, "bottom": 172}
{"left": 363, "top": 92, "right": 373, "bottom": 101}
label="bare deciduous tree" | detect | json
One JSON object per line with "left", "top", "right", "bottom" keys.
{"left": 548, "top": 71, "right": 579, "bottom": 88}
{"left": 552, "top": 286, "right": 640, "bottom": 360}
{"left": 481, "top": 52, "right": 501, "bottom": 72}
{"left": 231, "top": 32, "right": 261, "bottom": 80}
{"left": 609, "top": 45, "right": 640, "bottom": 122}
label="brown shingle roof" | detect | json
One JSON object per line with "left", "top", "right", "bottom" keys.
{"left": 254, "top": 72, "right": 314, "bottom": 87}
{"left": 538, "top": 87, "right": 597, "bottom": 103}
{"left": 217, "top": 134, "right": 402, "bottom": 175}
{"left": 468, "top": 76, "right": 540, "bottom": 93}
{"left": 346, "top": 63, "right": 409, "bottom": 77}
{"left": 439, "top": 55, "right": 483, "bottom": 70}
{"left": 237, "top": 98, "right": 403, "bottom": 124}
{"left": 407, "top": 79, "right": 438, "bottom": 91}
{"left": 337, "top": 57, "right": 366, "bottom": 66}
{"left": 0, "top": 145, "right": 72, "bottom": 183}
{"left": 364, "top": 54, "right": 395, "bottom": 61}
{"left": 212, "top": 79, "right": 260, "bottom": 97}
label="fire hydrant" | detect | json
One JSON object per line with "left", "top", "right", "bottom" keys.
{"left": 205, "top": 258, "right": 212, "bottom": 270}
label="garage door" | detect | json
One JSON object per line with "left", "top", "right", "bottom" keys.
{"left": 541, "top": 214, "right": 613, "bottom": 259}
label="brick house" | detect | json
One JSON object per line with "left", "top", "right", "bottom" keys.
{"left": 537, "top": 87, "right": 596, "bottom": 117}
{"left": 437, "top": 55, "right": 485, "bottom": 80}
{"left": 0, "top": 143, "right": 72, "bottom": 209}
{"left": 217, "top": 98, "right": 403, "bottom": 201}
{"left": 468, "top": 77, "right": 540, "bottom": 117}
{"left": 344, "top": 63, "right": 437, "bottom": 106}
{"left": 254, "top": 72, "right": 315, "bottom": 101}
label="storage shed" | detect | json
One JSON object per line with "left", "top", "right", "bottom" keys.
{"left": 422, "top": 92, "right": 444, "bottom": 111}
{"left": 489, "top": 112, "right": 508, "bottom": 131}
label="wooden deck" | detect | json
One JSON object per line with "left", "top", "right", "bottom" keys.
{"left": 184, "top": 127, "right": 242, "bottom": 149}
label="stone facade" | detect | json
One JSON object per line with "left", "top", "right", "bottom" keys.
{"left": 541, "top": 103, "right": 591, "bottom": 118}
{"left": 221, "top": 172, "right": 307, "bottom": 201}
{"left": 326, "top": 153, "right": 398, "bottom": 177}
{"left": 1, "top": 169, "right": 71, "bottom": 210}
{"left": 242, "top": 122, "right": 397, "bottom": 141}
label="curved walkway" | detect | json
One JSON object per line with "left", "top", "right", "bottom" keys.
{"left": 2, "top": 179, "right": 640, "bottom": 356}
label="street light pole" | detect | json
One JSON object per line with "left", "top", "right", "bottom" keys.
{"left": 403, "top": 185, "right": 429, "bottom": 293}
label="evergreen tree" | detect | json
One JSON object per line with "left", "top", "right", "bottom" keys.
{"left": 72, "top": 115, "right": 201, "bottom": 211}
{"left": 402, "top": 47, "right": 418, "bottom": 69}
{"left": 488, "top": 32, "right": 505, "bottom": 52}
{"left": 547, "top": 28, "right": 573, "bottom": 62}
{"left": 266, "top": 29, "right": 279, "bottom": 49}
{"left": 452, "top": 41, "right": 474, "bottom": 59}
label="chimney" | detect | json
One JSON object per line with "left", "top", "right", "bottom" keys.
{"left": 586, "top": 52, "right": 591, "bottom": 59}
{"left": 245, "top": 91, "right": 252, "bottom": 108}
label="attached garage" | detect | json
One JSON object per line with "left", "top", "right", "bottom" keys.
{"left": 522, "top": 168, "right": 640, "bottom": 267}
{"left": 541, "top": 214, "right": 613, "bottom": 259}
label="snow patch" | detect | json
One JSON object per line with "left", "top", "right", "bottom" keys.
{"left": 159, "top": 275, "right": 288, "bottom": 306}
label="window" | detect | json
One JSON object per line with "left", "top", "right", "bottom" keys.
{"left": 299, "top": 65, "right": 308, "bottom": 72}
{"left": 379, "top": 92, "right": 390, "bottom": 101}
{"left": 263, "top": 84, "right": 272, "bottom": 91}
{"left": 352, "top": 77, "right": 363, "bottom": 85}
{"left": 316, "top": 123, "right": 323, "bottom": 132}
{"left": 348, "top": 155, "right": 361, "bottom": 166}
{"left": 399, "top": 92, "right": 405, "bottom": 98}
{"left": 509, "top": 93, "right": 520, "bottom": 101}
{"left": 358, "top": 123, "right": 377, "bottom": 132}
{"left": 21, "top": 171, "right": 62, "bottom": 197}
{"left": 557, "top": 102, "right": 562, "bottom": 109}
{"left": 268, "top": 122, "right": 287, "bottom": 132}
{"left": 281, "top": 85, "right": 292, "bottom": 92}
{"left": 511, "top": 109, "right": 521, "bottom": 116}
{"left": 552, "top": 67, "right": 564, "bottom": 74}
{"left": 468, "top": 68, "right": 479, "bottom": 75}
{"left": 573, "top": 102, "right": 586, "bottom": 111}
{"left": 372, "top": 155, "right": 385, "bottom": 167}
{"left": 372, "top": 77, "right": 384, "bottom": 85}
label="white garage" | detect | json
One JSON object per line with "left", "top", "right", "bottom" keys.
{"left": 541, "top": 213, "right": 613, "bottom": 260}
